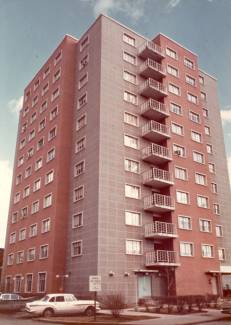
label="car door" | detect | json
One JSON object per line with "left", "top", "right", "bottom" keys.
{"left": 54, "top": 295, "right": 67, "bottom": 314}
{"left": 65, "top": 295, "right": 79, "bottom": 314}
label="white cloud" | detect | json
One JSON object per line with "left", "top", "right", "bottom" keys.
{"left": 221, "top": 108, "right": 231, "bottom": 124}
{"left": 0, "top": 160, "right": 13, "bottom": 247}
{"left": 167, "top": 0, "right": 181, "bottom": 8}
{"left": 8, "top": 96, "right": 23, "bottom": 115}
{"left": 91, "top": 0, "right": 146, "bottom": 21}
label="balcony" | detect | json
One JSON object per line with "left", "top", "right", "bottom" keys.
{"left": 144, "top": 221, "right": 177, "bottom": 239}
{"left": 144, "top": 193, "right": 175, "bottom": 213}
{"left": 140, "top": 58, "right": 166, "bottom": 80}
{"left": 141, "top": 99, "right": 169, "bottom": 121}
{"left": 140, "top": 78, "right": 167, "bottom": 99}
{"left": 139, "top": 41, "right": 165, "bottom": 60}
{"left": 143, "top": 168, "right": 173, "bottom": 188}
{"left": 142, "top": 143, "right": 172, "bottom": 164}
{"left": 142, "top": 120, "right": 170, "bottom": 142}
{"left": 146, "top": 250, "right": 180, "bottom": 267}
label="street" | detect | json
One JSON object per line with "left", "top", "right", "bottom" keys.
{"left": 0, "top": 313, "right": 54, "bottom": 325}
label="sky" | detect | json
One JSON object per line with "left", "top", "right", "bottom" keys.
{"left": 0, "top": 0, "right": 231, "bottom": 247}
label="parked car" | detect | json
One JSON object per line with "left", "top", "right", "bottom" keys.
{"left": 221, "top": 298, "right": 231, "bottom": 314}
{"left": 0, "top": 293, "right": 23, "bottom": 300}
{"left": 25, "top": 293, "right": 100, "bottom": 317}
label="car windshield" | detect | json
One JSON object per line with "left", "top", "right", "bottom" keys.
{"left": 41, "top": 295, "right": 50, "bottom": 302}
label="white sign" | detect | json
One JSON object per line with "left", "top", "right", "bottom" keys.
{"left": 89, "top": 275, "right": 101, "bottom": 292}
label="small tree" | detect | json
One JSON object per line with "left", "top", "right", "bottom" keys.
{"left": 100, "top": 293, "right": 126, "bottom": 318}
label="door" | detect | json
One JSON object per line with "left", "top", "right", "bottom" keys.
{"left": 138, "top": 275, "right": 152, "bottom": 298}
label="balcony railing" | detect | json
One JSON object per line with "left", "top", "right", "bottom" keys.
{"left": 142, "top": 120, "right": 170, "bottom": 142}
{"left": 140, "top": 78, "right": 167, "bottom": 99}
{"left": 141, "top": 98, "right": 169, "bottom": 120}
{"left": 144, "top": 193, "right": 175, "bottom": 212}
{"left": 142, "top": 143, "right": 172, "bottom": 164}
{"left": 139, "top": 41, "right": 165, "bottom": 60}
{"left": 146, "top": 250, "right": 179, "bottom": 266}
{"left": 144, "top": 221, "right": 177, "bottom": 238}
{"left": 143, "top": 167, "right": 173, "bottom": 188}
{"left": 140, "top": 58, "right": 166, "bottom": 80}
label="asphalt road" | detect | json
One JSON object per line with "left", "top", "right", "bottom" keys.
{"left": 0, "top": 313, "right": 55, "bottom": 325}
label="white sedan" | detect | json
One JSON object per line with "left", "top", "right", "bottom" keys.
{"left": 25, "top": 293, "right": 100, "bottom": 317}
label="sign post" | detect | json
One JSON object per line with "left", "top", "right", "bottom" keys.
{"left": 89, "top": 275, "right": 101, "bottom": 321}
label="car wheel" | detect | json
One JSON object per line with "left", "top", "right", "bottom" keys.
{"left": 43, "top": 308, "right": 54, "bottom": 317}
{"left": 85, "top": 306, "right": 95, "bottom": 316}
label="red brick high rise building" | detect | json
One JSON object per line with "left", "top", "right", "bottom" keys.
{"left": 1, "top": 15, "right": 231, "bottom": 302}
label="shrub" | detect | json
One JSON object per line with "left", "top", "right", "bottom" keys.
{"left": 99, "top": 293, "right": 126, "bottom": 318}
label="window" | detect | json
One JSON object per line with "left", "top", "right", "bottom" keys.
{"left": 170, "top": 103, "right": 182, "bottom": 115}
{"left": 195, "top": 173, "right": 206, "bottom": 185}
{"left": 21, "top": 207, "right": 28, "bottom": 218}
{"left": 186, "top": 75, "right": 196, "bottom": 86}
{"left": 75, "top": 137, "right": 86, "bottom": 153}
{"left": 47, "top": 148, "right": 55, "bottom": 162}
{"left": 28, "top": 129, "right": 35, "bottom": 141}
{"left": 72, "top": 213, "right": 83, "bottom": 228}
{"left": 43, "top": 66, "right": 50, "bottom": 79}
{"left": 23, "top": 186, "right": 30, "bottom": 198}
{"left": 38, "top": 273, "right": 47, "bottom": 293}
{"left": 180, "top": 242, "right": 193, "bottom": 256}
{"left": 40, "top": 245, "right": 48, "bottom": 259}
{"left": 27, "top": 147, "right": 34, "bottom": 159}
{"left": 54, "top": 51, "right": 62, "bottom": 65}
{"left": 9, "top": 232, "right": 16, "bottom": 244}
{"left": 32, "top": 96, "right": 38, "bottom": 107}
{"left": 53, "top": 68, "right": 61, "bottom": 82}
{"left": 199, "top": 76, "right": 204, "bottom": 85}
{"left": 79, "top": 54, "right": 89, "bottom": 70}
{"left": 201, "top": 92, "right": 207, "bottom": 101}
{"left": 167, "top": 65, "right": 178, "bottom": 77}
{"left": 125, "top": 211, "right": 141, "bottom": 226}
{"left": 123, "top": 51, "right": 136, "bottom": 65}
{"left": 124, "top": 91, "right": 137, "bottom": 105}
{"left": 208, "top": 163, "right": 215, "bottom": 173}
{"left": 37, "top": 138, "right": 44, "bottom": 150}
{"left": 25, "top": 274, "right": 33, "bottom": 293}
{"left": 21, "top": 122, "right": 27, "bottom": 133}
{"left": 7, "top": 254, "right": 14, "bottom": 265}
{"left": 204, "top": 126, "right": 210, "bottom": 135}
{"left": 16, "top": 174, "right": 22, "bottom": 185}
{"left": 197, "top": 195, "right": 209, "bottom": 208}
{"left": 200, "top": 219, "right": 211, "bottom": 232}
{"left": 166, "top": 47, "right": 177, "bottom": 59}
{"left": 16, "top": 251, "right": 24, "bottom": 264}
{"left": 171, "top": 122, "right": 183, "bottom": 135}
{"left": 39, "top": 119, "right": 46, "bottom": 131}
{"left": 19, "top": 139, "right": 26, "bottom": 149}
{"left": 35, "top": 158, "right": 43, "bottom": 170}
{"left": 73, "top": 186, "right": 84, "bottom": 202}
{"left": 27, "top": 248, "right": 36, "bottom": 261}
{"left": 14, "top": 192, "right": 20, "bottom": 204}
{"left": 42, "top": 83, "right": 49, "bottom": 96}
{"left": 187, "top": 93, "right": 197, "bottom": 104}
{"left": 33, "top": 179, "right": 41, "bottom": 192}
{"left": 168, "top": 83, "right": 180, "bottom": 95}
{"left": 12, "top": 212, "right": 18, "bottom": 224}
{"left": 25, "top": 166, "right": 32, "bottom": 178}
{"left": 124, "top": 159, "right": 139, "bottom": 173}
{"left": 175, "top": 167, "right": 187, "bottom": 180}
{"left": 51, "top": 88, "right": 60, "bottom": 101}
{"left": 123, "top": 33, "right": 135, "bottom": 46}
{"left": 74, "top": 161, "right": 85, "bottom": 177}
{"left": 191, "top": 131, "right": 202, "bottom": 143}
{"left": 29, "top": 224, "right": 37, "bottom": 237}
{"left": 25, "top": 90, "right": 30, "bottom": 102}
{"left": 218, "top": 248, "right": 226, "bottom": 261}
{"left": 193, "top": 151, "right": 204, "bottom": 164}
{"left": 15, "top": 275, "right": 23, "bottom": 292}
{"left": 211, "top": 183, "right": 218, "bottom": 193}
{"left": 126, "top": 240, "right": 142, "bottom": 255}
{"left": 124, "top": 112, "right": 138, "bottom": 126}
{"left": 124, "top": 135, "right": 138, "bottom": 149}
{"left": 184, "top": 58, "right": 194, "bottom": 69}
{"left": 48, "top": 127, "right": 57, "bottom": 141}
{"left": 213, "top": 203, "right": 220, "bottom": 215}
{"left": 78, "top": 93, "right": 87, "bottom": 109}
{"left": 23, "top": 106, "right": 29, "bottom": 117}
{"left": 216, "top": 225, "right": 223, "bottom": 237}
{"left": 203, "top": 108, "right": 209, "bottom": 118}
{"left": 50, "top": 106, "right": 58, "bottom": 120}
{"left": 178, "top": 216, "right": 192, "bottom": 230}
{"left": 123, "top": 70, "right": 136, "bottom": 84}
{"left": 40, "top": 101, "right": 48, "bottom": 114}
{"left": 206, "top": 144, "right": 213, "bottom": 154}
{"left": 72, "top": 241, "right": 83, "bottom": 256}
{"left": 176, "top": 191, "right": 189, "bottom": 204}
{"left": 76, "top": 114, "right": 86, "bottom": 131}
{"left": 202, "top": 245, "right": 214, "bottom": 258}
{"left": 80, "top": 35, "right": 89, "bottom": 51}
{"left": 173, "top": 144, "right": 186, "bottom": 157}
{"left": 44, "top": 194, "right": 52, "bottom": 208}
{"left": 45, "top": 170, "right": 54, "bottom": 184}
{"left": 31, "top": 201, "right": 39, "bottom": 214}
{"left": 78, "top": 73, "right": 88, "bottom": 89}
{"left": 125, "top": 184, "right": 140, "bottom": 199}
{"left": 42, "top": 218, "right": 51, "bottom": 233}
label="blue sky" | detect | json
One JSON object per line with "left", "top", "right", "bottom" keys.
{"left": 0, "top": 0, "right": 231, "bottom": 246}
